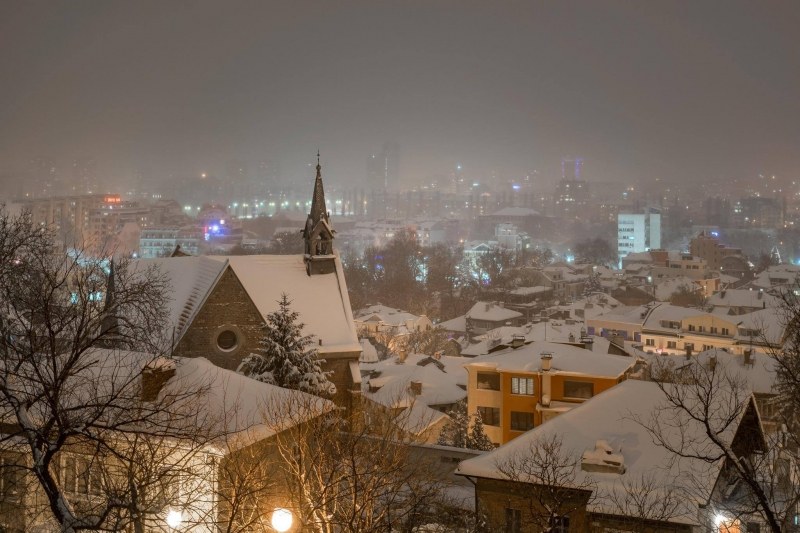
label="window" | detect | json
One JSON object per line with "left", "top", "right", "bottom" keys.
{"left": 510, "top": 411, "right": 534, "bottom": 431}
{"left": 667, "top": 341, "right": 677, "bottom": 349}
{"left": 698, "top": 325, "right": 705, "bottom": 333}
{"left": 688, "top": 324, "right": 696, "bottom": 331}
{"left": 645, "top": 338, "right": 655, "bottom": 346}
{"left": 477, "top": 372, "right": 501, "bottom": 391}
{"left": 563, "top": 381, "right": 593, "bottom": 399}
{"left": 478, "top": 406, "right": 500, "bottom": 426}
{"left": 61, "top": 454, "right": 101, "bottom": 496}
{"left": 710, "top": 326, "right": 718, "bottom": 334}
{"left": 505, "top": 508, "right": 521, "bottom": 533}
{"left": 0, "top": 455, "right": 23, "bottom": 500}
{"left": 216, "top": 330, "right": 238, "bottom": 351}
{"left": 511, "top": 377, "right": 534, "bottom": 395}
{"left": 550, "top": 516, "right": 569, "bottom": 533}
{"left": 722, "top": 328, "right": 730, "bottom": 336}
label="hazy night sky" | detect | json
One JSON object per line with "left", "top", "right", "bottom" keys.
{"left": 1, "top": 1, "right": 799, "bottom": 187}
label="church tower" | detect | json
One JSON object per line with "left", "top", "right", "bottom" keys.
{"left": 303, "top": 153, "right": 336, "bottom": 275}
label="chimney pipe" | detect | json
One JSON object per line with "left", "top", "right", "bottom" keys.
{"left": 541, "top": 351, "right": 553, "bottom": 372}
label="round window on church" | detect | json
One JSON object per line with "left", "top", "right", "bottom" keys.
{"left": 216, "top": 330, "right": 238, "bottom": 351}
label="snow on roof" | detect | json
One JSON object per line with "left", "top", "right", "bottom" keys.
{"left": 438, "top": 315, "right": 467, "bottom": 333}
{"left": 589, "top": 304, "right": 651, "bottom": 325}
{"left": 217, "top": 254, "right": 361, "bottom": 354}
{"left": 133, "top": 256, "right": 228, "bottom": 343}
{"left": 364, "top": 353, "right": 467, "bottom": 407}
{"left": 354, "top": 304, "right": 423, "bottom": 326}
{"left": 165, "top": 356, "right": 335, "bottom": 452}
{"left": 509, "top": 286, "right": 551, "bottom": 296}
{"left": 466, "top": 302, "right": 522, "bottom": 322}
{"left": 734, "top": 307, "right": 785, "bottom": 345}
{"left": 642, "top": 303, "right": 706, "bottom": 332}
{"left": 456, "top": 379, "right": 734, "bottom": 525}
{"left": 749, "top": 264, "right": 800, "bottom": 289}
{"left": 653, "top": 276, "right": 696, "bottom": 301}
{"left": 708, "top": 289, "right": 780, "bottom": 310}
{"left": 467, "top": 340, "right": 635, "bottom": 377}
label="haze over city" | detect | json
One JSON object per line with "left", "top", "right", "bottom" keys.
{"left": 2, "top": 1, "right": 800, "bottom": 188}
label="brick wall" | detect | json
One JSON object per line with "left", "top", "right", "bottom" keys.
{"left": 173, "top": 266, "right": 265, "bottom": 370}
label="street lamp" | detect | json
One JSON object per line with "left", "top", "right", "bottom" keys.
{"left": 165, "top": 509, "right": 183, "bottom": 529}
{"left": 271, "top": 508, "right": 293, "bottom": 532}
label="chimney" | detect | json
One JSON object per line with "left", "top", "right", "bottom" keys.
{"left": 141, "top": 359, "right": 177, "bottom": 402}
{"left": 498, "top": 301, "right": 505, "bottom": 308}
{"left": 708, "top": 354, "right": 717, "bottom": 371}
{"left": 398, "top": 349, "right": 407, "bottom": 363}
{"left": 744, "top": 349, "right": 753, "bottom": 365}
{"left": 540, "top": 351, "right": 553, "bottom": 372}
{"left": 510, "top": 334, "right": 525, "bottom": 349}
{"left": 684, "top": 344, "right": 693, "bottom": 360}
{"left": 580, "top": 336, "right": 594, "bottom": 350}
{"left": 409, "top": 380, "right": 422, "bottom": 395}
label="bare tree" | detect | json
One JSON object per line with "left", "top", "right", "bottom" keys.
{"left": 494, "top": 433, "right": 596, "bottom": 531}
{"left": 261, "top": 394, "right": 474, "bottom": 533}
{"left": 637, "top": 356, "right": 793, "bottom": 532}
{"left": 0, "top": 209, "right": 220, "bottom": 532}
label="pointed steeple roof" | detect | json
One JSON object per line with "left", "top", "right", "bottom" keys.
{"left": 308, "top": 151, "right": 329, "bottom": 228}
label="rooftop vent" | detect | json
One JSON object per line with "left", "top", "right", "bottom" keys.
{"left": 581, "top": 440, "right": 626, "bottom": 474}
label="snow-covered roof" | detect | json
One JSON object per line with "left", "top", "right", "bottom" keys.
{"left": 438, "top": 315, "right": 467, "bottom": 333}
{"left": 734, "top": 307, "right": 785, "bottom": 345}
{"left": 466, "top": 340, "right": 635, "bottom": 378}
{"left": 456, "top": 379, "right": 739, "bottom": 525}
{"left": 654, "top": 276, "right": 697, "bottom": 301}
{"left": 642, "top": 303, "right": 706, "bottom": 333}
{"left": 360, "top": 338, "right": 379, "bottom": 363}
{"left": 364, "top": 353, "right": 468, "bottom": 406}
{"left": 217, "top": 254, "right": 361, "bottom": 354}
{"left": 133, "top": 256, "right": 228, "bottom": 342}
{"left": 165, "top": 356, "right": 335, "bottom": 451}
{"left": 466, "top": 302, "right": 522, "bottom": 322}
{"left": 354, "top": 304, "right": 424, "bottom": 326}
{"left": 707, "top": 289, "right": 780, "bottom": 311}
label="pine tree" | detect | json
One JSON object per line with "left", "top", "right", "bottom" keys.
{"left": 436, "top": 399, "right": 469, "bottom": 448}
{"left": 467, "top": 410, "right": 495, "bottom": 451}
{"left": 238, "top": 293, "right": 336, "bottom": 397}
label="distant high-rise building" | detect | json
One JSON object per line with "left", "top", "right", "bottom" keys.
{"left": 617, "top": 211, "right": 661, "bottom": 267}
{"left": 72, "top": 157, "right": 98, "bottom": 194}
{"left": 561, "top": 157, "right": 583, "bottom": 180}
{"left": 554, "top": 157, "right": 589, "bottom": 220}
{"left": 28, "top": 156, "right": 59, "bottom": 197}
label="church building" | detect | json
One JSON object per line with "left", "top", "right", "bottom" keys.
{"left": 132, "top": 158, "right": 362, "bottom": 409}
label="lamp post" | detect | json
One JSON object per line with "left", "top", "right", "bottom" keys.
{"left": 271, "top": 508, "right": 293, "bottom": 532}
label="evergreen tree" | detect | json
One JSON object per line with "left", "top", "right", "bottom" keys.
{"left": 467, "top": 410, "right": 495, "bottom": 451}
{"left": 238, "top": 293, "right": 336, "bottom": 397}
{"left": 436, "top": 399, "right": 469, "bottom": 448}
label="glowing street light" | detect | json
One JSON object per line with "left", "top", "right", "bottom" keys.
{"left": 165, "top": 509, "right": 183, "bottom": 529}
{"left": 271, "top": 508, "right": 293, "bottom": 532}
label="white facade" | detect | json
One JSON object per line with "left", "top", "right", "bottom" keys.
{"left": 617, "top": 213, "right": 660, "bottom": 267}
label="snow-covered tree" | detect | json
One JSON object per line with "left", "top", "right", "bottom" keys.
{"left": 437, "top": 400, "right": 469, "bottom": 448}
{"left": 437, "top": 400, "right": 494, "bottom": 451}
{"left": 468, "top": 410, "right": 495, "bottom": 451}
{"left": 238, "top": 293, "right": 336, "bottom": 397}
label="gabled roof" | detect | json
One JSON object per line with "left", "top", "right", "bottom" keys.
{"left": 466, "top": 340, "right": 635, "bottom": 378}
{"left": 133, "top": 256, "right": 229, "bottom": 343}
{"left": 456, "top": 379, "right": 753, "bottom": 525}
{"left": 466, "top": 302, "right": 522, "bottom": 322}
{"left": 218, "top": 254, "right": 361, "bottom": 354}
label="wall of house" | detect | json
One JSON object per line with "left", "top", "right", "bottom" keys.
{"left": 476, "top": 477, "right": 591, "bottom": 533}
{"left": 173, "top": 267, "right": 265, "bottom": 370}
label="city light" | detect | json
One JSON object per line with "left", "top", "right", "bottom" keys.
{"left": 271, "top": 508, "right": 293, "bottom": 532}
{"left": 165, "top": 509, "right": 183, "bottom": 529}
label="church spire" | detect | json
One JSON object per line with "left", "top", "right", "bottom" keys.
{"left": 309, "top": 151, "right": 329, "bottom": 228}
{"left": 303, "top": 152, "right": 336, "bottom": 275}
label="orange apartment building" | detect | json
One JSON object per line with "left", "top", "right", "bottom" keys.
{"left": 464, "top": 340, "right": 637, "bottom": 445}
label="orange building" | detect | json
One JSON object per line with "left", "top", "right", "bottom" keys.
{"left": 464, "top": 340, "right": 637, "bottom": 445}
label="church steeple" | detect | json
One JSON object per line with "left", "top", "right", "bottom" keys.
{"left": 303, "top": 153, "right": 336, "bottom": 275}
{"left": 308, "top": 151, "right": 329, "bottom": 229}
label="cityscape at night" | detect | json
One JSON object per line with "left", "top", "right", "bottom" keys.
{"left": 0, "top": 2, "right": 799, "bottom": 532}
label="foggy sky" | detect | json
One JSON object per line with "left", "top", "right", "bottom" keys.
{"left": 1, "top": 1, "right": 799, "bottom": 188}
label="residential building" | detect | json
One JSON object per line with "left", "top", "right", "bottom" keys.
{"left": 689, "top": 231, "right": 747, "bottom": 274}
{"left": 465, "top": 301, "right": 525, "bottom": 337}
{"left": 456, "top": 379, "right": 768, "bottom": 533}
{"left": 617, "top": 211, "right": 661, "bottom": 267}
{"left": 463, "top": 341, "right": 636, "bottom": 445}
